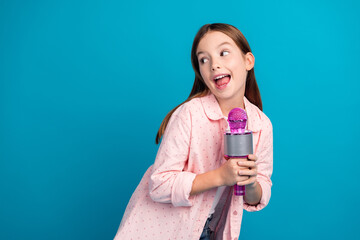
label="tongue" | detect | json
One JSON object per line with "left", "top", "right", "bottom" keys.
{"left": 216, "top": 76, "right": 230, "bottom": 86}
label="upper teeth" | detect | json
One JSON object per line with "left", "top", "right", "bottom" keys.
{"left": 214, "top": 75, "right": 228, "bottom": 80}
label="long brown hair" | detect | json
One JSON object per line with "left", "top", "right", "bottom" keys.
{"left": 155, "top": 23, "right": 262, "bottom": 144}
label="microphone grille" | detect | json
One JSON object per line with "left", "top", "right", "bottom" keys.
{"left": 228, "top": 108, "right": 247, "bottom": 133}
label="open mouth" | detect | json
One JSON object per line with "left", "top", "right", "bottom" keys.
{"left": 213, "top": 74, "right": 231, "bottom": 89}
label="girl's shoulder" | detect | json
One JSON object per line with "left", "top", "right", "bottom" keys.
{"left": 172, "top": 97, "right": 204, "bottom": 117}
{"left": 169, "top": 95, "right": 214, "bottom": 127}
{"left": 245, "top": 98, "right": 272, "bottom": 132}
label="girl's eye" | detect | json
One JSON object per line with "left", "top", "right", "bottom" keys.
{"left": 200, "top": 58, "right": 208, "bottom": 64}
{"left": 221, "top": 51, "right": 229, "bottom": 56}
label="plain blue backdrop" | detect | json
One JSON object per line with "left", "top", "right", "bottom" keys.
{"left": 1, "top": 0, "right": 359, "bottom": 239}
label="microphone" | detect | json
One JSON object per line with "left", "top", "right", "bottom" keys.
{"left": 224, "top": 108, "right": 253, "bottom": 196}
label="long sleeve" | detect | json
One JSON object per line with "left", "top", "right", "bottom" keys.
{"left": 149, "top": 105, "right": 197, "bottom": 207}
{"left": 244, "top": 116, "right": 273, "bottom": 212}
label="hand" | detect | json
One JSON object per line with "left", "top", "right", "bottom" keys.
{"left": 217, "top": 156, "right": 252, "bottom": 186}
{"left": 235, "top": 154, "right": 258, "bottom": 187}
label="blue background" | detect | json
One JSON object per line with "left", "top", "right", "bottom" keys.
{"left": 1, "top": 0, "right": 359, "bottom": 239}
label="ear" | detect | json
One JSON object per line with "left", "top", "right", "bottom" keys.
{"left": 245, "top": 52, "right": 255, "bottom": 71}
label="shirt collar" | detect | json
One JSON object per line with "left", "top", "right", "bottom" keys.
{"left": 200, "top": 93, "right": 261, "bottom": 133}
{"left": 243, "top": 96, "right": 261, "bottom": 133}
{"left": 200, "top": 93, "right": 224, "bottom": 121}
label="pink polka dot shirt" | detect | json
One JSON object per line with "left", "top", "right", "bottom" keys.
{"left": 114, "top": 93, "right": 273, "bottom": 240}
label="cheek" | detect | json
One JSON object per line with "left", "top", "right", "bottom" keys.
{"left": 230, "top": 60, "right": 247, "bottom": 77}
{"left": 199, "top": 66, "right": 210, "bottom": 82}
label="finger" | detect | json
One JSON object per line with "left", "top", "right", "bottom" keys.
{"left": 236, "top": 176, "right": 257, "bottom": 186}
{"left": 235, "top": 175, "right": 249, "bottom": 183}
{"left": 237, "top": 160, "right": 257, "bottom": 168}
{"left": 238, "top": 169, "right": 257, "bottom": 177}
{"left": 247, "top": 154, "right": 258, "bottom": 161}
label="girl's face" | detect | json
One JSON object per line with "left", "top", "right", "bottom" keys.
{"left": 196, "top": 31, "right": 254, "bottom": 105}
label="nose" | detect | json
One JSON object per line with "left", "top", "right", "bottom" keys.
{"left": 211, "top": 61, "right": 221, "bottom": 71}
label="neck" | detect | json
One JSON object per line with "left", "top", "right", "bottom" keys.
{"left": 217, "top": 97, "right": 245, "bottom": 117}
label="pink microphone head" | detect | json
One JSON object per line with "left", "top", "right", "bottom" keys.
{"left": 228, "top": 108, "right": 247, "bottom": 133}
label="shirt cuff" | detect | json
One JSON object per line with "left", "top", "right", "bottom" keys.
{"left": 243, "top": 177, "right": 272, "bottom": 212}
{"left": 171, "top": 171, "right": 197, "bottom": 207}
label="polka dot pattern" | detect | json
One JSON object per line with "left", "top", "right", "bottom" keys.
{"left": 114, "top": 93, "right": 273, "bottom": 240}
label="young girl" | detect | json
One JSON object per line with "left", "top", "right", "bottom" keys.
{"left": 114, "top": 23, "right": 273, "bottom": 240}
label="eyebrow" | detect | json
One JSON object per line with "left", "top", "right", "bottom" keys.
{"left": 196, "top": 42, "right": 232, "bottom": 56}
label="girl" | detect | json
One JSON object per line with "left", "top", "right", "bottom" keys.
{"left": 114, "top": 23, "right": 273, "bottom": 240}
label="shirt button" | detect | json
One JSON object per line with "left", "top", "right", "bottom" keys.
{"left": 233, "top": 210, "right": 238, "bottom": 215}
